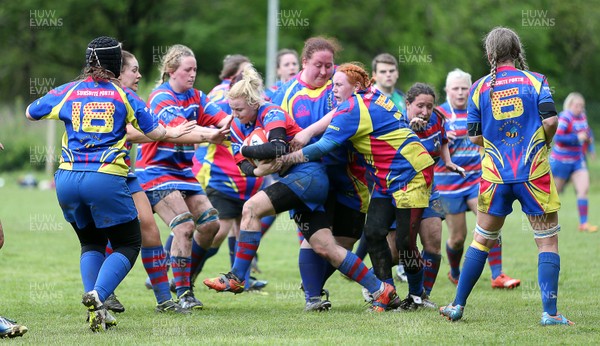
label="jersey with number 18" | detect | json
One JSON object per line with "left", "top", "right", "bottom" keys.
{"left": 27, "top": 77, "right": 158, "bottom": 177}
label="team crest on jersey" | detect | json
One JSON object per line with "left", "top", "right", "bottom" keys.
{"left": 499, "top": 120, "right": 524, "bottom": 147}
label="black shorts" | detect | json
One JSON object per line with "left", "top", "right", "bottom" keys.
{"left": 206, "top": 187, "right": 245, "bottom": 219}
{"left": 326, "top": 194, "right": 365, "bottom": 239}
{"left": 293, "top": 210, "right": 331, "bottom": 241}
{"left": 263, "top": 182, "right": 308, "bottom": 214}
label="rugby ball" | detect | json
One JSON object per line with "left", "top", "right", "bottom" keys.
{"left": 242, "top": 127, "right": 268, "bottom": 167}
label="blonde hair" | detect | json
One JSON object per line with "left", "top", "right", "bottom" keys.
{"left": 445, "top": 68, "right": 471, "bottom": 89}
{"left": 337, "top": 62, "right": 372, "bottom": 90}
{"left": 484, "top": 27, "right": 528, "bottom": 98}
{"left": 157, "top": 44, "right": 194, "bottom": 86}
{"left": 563, "top": 92, "right": 584, "bottom": 113}
{"left": 228, "top": 65, "right": 265, "bottom": 108}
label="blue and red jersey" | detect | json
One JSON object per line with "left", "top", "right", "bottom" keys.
{"left": 207, "top": 79, "right": 231, "bottom": 103}
{"left": 551, "top": 110, "right": 595, "bottom": 163}
{"left": 192, "top": 97, "right": 264, "bottom": 200}
{"left": 322, "top": 88, "right": 434, "bottom": 196}
{"left": 467, "top": 66, "right": 554, "bottom": 183}
{"left": 264, "top": 80, "right": 284, "bottom": 102}
{"left": 135, "top": 82, "right": 227, "bottom": 191}
{"left": 403, "top": 110, "right": 447, "bottom": 162}
{"left": 27, "top": 77, "right": 158, "bottom": 177}
{"left": 434, "top": 102, "right": 482, "bottom": 196}
{"left": 229, "top": 103, "right": 301, "bottom": 164}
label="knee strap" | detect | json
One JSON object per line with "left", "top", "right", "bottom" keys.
{"left": 196, "top": 208, "right": 219, "bottom": 226}
{"left": 474, "top": 224, "right": 501, "bottom": 240}
{"left": 169, "top": 212, "right": 194, "bottom": 230}
{"left": 534, "top": 224, "right": 560, "bottom": 239}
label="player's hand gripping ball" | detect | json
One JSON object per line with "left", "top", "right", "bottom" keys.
{"left": 242, "top": 128, "right": 269, "bottom": 167}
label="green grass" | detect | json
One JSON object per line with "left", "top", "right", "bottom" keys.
{"left": 0, "top": 170, "right": 599, "bottom": 345}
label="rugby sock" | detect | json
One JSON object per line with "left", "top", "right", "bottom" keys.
{"left": 141, "top": 246, "right": 171, "bottom": 304}
{"left": 231, "top": 230, "right": 261, "bottom": 279}
{"left": 191, "top": 247, "right": 219, "bottom": 283}
{"left": 80, "top": 251, "right": 105, "bottom": 293}
{"left": 446, "top": 242, "right": 463, "bottom": 279}
{"left": 299, "top": 248, "right": 327, "bottom": 300}
{"left": 422, "top": 251, "right": 441, "bottom": 296}
{"left": 337, "top": 250, "right": 380, "bottom": 294}
{"left": 171, "top": 256, "right": 191, "bottom": 298}
{"left": 189, "top": 238, "right": 207, "bottom": 281}
{"left": 488, "top": 242, "right": 503, "bottom": 279}
{"left": 297, "top": 227, "right": 305, "bottom": 245}
{"left": 260, "top": 215, "right": 276, "bottom": 235}
{"left": 406, "top": 269, "right": 424, "bottom": 296}
{"left": 355, "top": 233, "right": 368, "bottom": 260}
{"left": 538, "top": 252, "right": 560, "bottom": 316}
{"left": 228, "top": 236, "right": 236, "bottom": 267}
{"left": 164, "top": 232, "right": 174, "bottom": 257}
{"left": 577, "top": 198, "right": 588, "bottom": 225}
{"left": 321, "top": 262, "right": 337, "bottom": 287}
{"left": 453, "top": 242, "right": 489, "bottom": 306}
{"left": 94, "top": 252, "right": 132, "bottom": 302}
{"left": 164, "top": 232, "right": 174, "bottom": 271}
{"left": 105, "top": 241, "right": 113, "bottom": 256}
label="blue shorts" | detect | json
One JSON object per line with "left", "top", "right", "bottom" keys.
{"left": 477, "top": 173, "right": 561, "bottom": 217}
{"left": 55, "top": 169, "right": 137, "bottom": 229}
{"left": 145, "top": 189, "right": 205, "bottom": 207}
{"left": 422, "top": 188, "right": 445, "bottom": 219}
{"left": 439, "top": 184, "right": 479, "bottom": 214}
{"left": 126, "top": 175, "right": 144, "bottom": 194}
{"left": 549, "top": 157, "right": 587, "bottom": 180}
{"left": 281, "top": 162, "right": 329, "bottom": 212}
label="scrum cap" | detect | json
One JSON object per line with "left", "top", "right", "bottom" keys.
{"left": 85, "top": 36, "right": 122, "bottom": 78}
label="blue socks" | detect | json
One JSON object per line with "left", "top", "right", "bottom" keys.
{"left": 94, "top": 252, "right": 132, "bottom": 302}
{"left": 231, "top": 231, "right": 262, "bottom": 279}
{"left": 299, "top": 248, "right": 327, "bottom": 300}
{"left": 453, "top": 244, "right": 489, "bottom": 306}
{"left": 80, "top": 251, "right": 105, "bottom": 293}
{"left": 538, "top": 252, "right": 560, "bottom": 315}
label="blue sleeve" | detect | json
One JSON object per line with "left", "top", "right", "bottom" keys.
{"left": 467, "top": 85, "right": 481, "bottom": 127}
{"left": 553, "top": 132, "right": 579, "bottom": 145}
{"left": 126, "top": 91, "right": 159, "bottom": 134}
{"left": 301, "top": 137, "right": 340, "bottom": 161}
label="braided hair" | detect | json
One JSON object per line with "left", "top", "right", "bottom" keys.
{"left": 336, "top": 62, "right": 372, "bottom": 90}
{"left": 484, "top": 27, "right": 528, "bottom": 98}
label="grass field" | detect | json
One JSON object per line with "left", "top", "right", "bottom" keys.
{"left": 0, "top": 170, "right": 599, "bottom": 345}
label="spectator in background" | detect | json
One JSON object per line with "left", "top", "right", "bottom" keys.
{"left": 372, "top": 53, "right": 406, "bottom": 112}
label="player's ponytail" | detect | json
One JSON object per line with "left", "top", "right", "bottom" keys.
{"left": 484, "top": 27, "right": 526, "bottom": 98}
{"left": 228, "top": 65, "right": 265, "bottom": 108}
{"left": 157, "top": 44, "right": 195, "bottom": 87}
